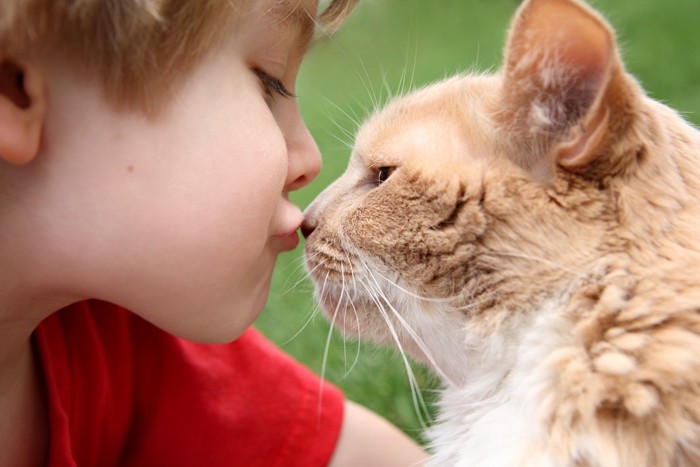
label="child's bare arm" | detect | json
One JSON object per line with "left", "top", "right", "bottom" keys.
{"left": 330, "top": 401, "right": 428, "bottom": 467}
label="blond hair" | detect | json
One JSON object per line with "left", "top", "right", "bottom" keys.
{"left": 0, "top": 0, "right": 358, "bottom": 113}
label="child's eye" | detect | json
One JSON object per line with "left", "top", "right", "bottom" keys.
{"left": 253, "top": 68, "right": 294, "bottom": 100}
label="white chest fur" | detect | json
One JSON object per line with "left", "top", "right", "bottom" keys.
{"left": 426, "top": 300, "right": 576, "bottom": 466}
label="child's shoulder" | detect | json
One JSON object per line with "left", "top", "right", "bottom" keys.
{"left": 35, "top": 300, "right": 345, "bottom": 465}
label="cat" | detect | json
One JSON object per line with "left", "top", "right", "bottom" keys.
{"left": 302, "top": 0, "right": 700, "bottom": 465}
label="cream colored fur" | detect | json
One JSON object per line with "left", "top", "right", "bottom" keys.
{"left": 303, "top": 0, "right": 700, "bottom": 465}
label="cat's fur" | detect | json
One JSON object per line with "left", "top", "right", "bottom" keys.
{"left": 303, "top": 0, "right": 700, "bottom": 465}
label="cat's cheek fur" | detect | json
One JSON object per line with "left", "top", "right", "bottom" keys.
{"left": 346, "top": 168, "right": 487, "bottom": 299}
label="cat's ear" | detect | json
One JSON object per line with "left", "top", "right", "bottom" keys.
{"left": 500, "top": 0, "right": 619, "bottom": 180}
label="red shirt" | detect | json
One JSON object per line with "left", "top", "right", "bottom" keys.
{"left": 34, "top": 300, "right": 344, "bottom": 466}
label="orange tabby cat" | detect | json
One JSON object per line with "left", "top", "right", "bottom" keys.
{"left": 303, "top": 0, "right": 700, "bottom": 465}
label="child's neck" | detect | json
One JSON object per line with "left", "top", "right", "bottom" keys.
{"left": 0, "top": 330, "right": 48, "bottom": 466}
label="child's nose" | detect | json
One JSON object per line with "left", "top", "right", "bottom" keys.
{"left": 285, "top": 123, "right": 321, "bottom": 192}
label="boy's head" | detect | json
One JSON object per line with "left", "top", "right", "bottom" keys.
{"left": 0, "top": 0, "right": 357, "bottom": 113}
{"left": 0, "top": 0, "right": 359, "bottom": 344}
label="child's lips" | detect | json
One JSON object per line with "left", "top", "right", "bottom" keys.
{"left": 273, "top": 198, "right": 303, "bottom": 251}
{"left": 274, "top": 229, "right": 300, "bottom": 252}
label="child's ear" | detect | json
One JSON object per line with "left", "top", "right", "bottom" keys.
{"left": 0, "top": 58, "right": 47, "bottom": 165}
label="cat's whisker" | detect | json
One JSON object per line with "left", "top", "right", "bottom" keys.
{"left": 317, "top": 269, "right": 341, "bottom": 415}
{"left": 286, "top": 246, "right": 322, "bottom": 270}
{"left": 348, "top": 97, "right": 369, "bottom": 122}
{"left": 276, "top": 273, "right": 312, "bottom": 297}
{"left": 323, "top": 97, "right": 362, "bottom": 132}
{"left": 335, "top": 273, "right": 360, "bottom": 378}
{"left": 279, "top": 249, "right": 308, "bottom": 271}
{"left": 407, "top": 42, "right": 418, "bottom": 96}
{"left": 362, "top": 265, "right": 456, "bottom": 388}
{"left": 450, "top": 295, "right": 496, "bottom": 313}
{"left": 324, "top": 128, "right": 354, "bottom": 152}
{"left": 350, "top": 54, "right": 380, "bottom": 113}
{"left": 324, "top": 113, "right": 355, "bottom": 139}
{"left": 274, "top": 255, "right": 307, "bottom": 289}
{"left": 277, "top": 270, "right": 312, "bottom": 295}
{"left": 344, "top": 311, "right": 363, "bottom": 378}
{"left": 340, "top": 250, "right": 358, "bottom": 294}
{"left": 321, "top": 115, "right": 355, "bottom": 150}
{"left": 372, "top": 270, "right": 452, "bottom": 304}
{"left": 399, "top": 31, "right": 416, "bottom": 97}
{"left": 338, "top": 265, "right": 350, "bottom": 375}
{"left": 281, "top": 298, "right": 321, "bottom": 346}
{"left": 321, "top": 263, "right": 352, "bottom": 378}
{"left": 332, "top": 269, "right": 361, "bottom": 380}
{"left": 396, "top": 63, "right": 406, "bottom": 98}
{"left": 381, "top": 69, "right": 394, "bottom": 104}
{"left": 482, "top": 249, "right": 582, "bottom": 276}
{"left": 311, "top": 19, "right": 380, "bottom": 118}
{"left": 282, "top": 253, "right": 327, "bottom": 336}
{"left": 445, "top": 282, "right": 498, "bottom": 313}
{"left": 353, "top": 259, "right": 432, "bottom": 421}
{"left": 280, "top": 253, "right": 325, "bottom": 295}
{"left": 358, "top": 276, "right": 432, "bottom": 429}
{"left": 307, "top": 252, "right": 325, "bottom": 276}
{"left": 340, "top": 251, "right": 363, "bottom": 377}
{"left": 309, "top": 269, "right": 331, "bottom": 418}
{"left": 339, "top": 293, "right": 362, "bottom": 378}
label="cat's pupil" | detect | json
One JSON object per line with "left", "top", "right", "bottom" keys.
{"left": 377, "top": 167, "right": 393, "bottom": 183}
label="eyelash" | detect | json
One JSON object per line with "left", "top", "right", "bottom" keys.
{"left": 253, "top": 68, "right": 294, "bottom": 99}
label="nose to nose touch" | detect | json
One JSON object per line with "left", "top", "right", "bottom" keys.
{"left": 301, "top": 219, "right": 316, "bottom": 239}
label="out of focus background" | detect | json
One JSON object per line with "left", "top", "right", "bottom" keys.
{"left": 256, "top": 0, "right": 700, "bottom": 444}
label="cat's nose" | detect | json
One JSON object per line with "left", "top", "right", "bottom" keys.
{"left": 301, "top": 219, "right": 316, "bottom": 239}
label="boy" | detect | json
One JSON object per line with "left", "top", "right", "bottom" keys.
{"left": 0, "top": 0, "right": 428, "bottom": 465}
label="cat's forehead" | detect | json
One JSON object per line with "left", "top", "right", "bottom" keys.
{"left": 354, "top": 74, "right": 500, "bottom": 167}
{"left": 356, "top": 116, "right": 467, "bottom": 167}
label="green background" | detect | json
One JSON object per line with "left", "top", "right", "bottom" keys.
{"left": 256, "top": 0, "right": 700, "bottom": 444}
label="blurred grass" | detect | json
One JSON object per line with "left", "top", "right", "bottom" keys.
{"left": 256, "top": 0, "right": 700, "bottom": 444}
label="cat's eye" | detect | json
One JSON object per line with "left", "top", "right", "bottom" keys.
{"left": 377, "top": 166, "right": 395, "bottom": 184}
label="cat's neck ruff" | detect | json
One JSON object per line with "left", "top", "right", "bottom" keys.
{"left": 427, "top": 297, "right": 573, "bottom": 466}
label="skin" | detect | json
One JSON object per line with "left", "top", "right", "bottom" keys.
{"left": 0, "top": 0, "right": 427, "bottom": 465}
